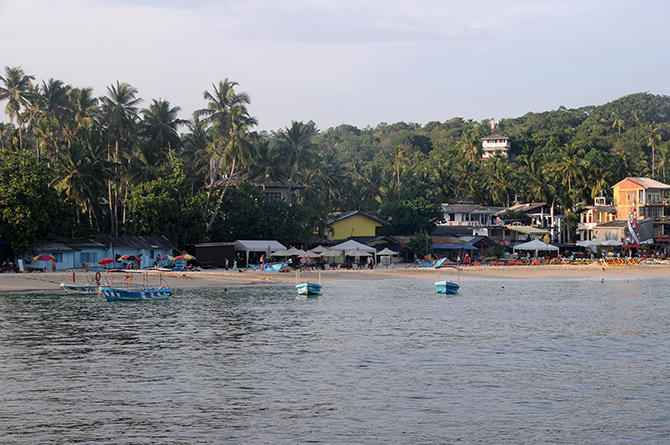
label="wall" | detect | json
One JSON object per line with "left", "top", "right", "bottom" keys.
{"left": 331, "top": 215, "right": 382, "bottom": 240}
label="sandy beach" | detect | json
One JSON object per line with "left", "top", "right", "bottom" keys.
{"left": 1, "top": 263, "right": 669, "bottom": 293}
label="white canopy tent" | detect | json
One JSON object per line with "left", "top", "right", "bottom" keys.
{"left": 330, "top": 240, "right": 375, "bottom": 253}
{"left": 346, "top": 249, "right": 372, "bottom": 257}
{"left": 513, "top": 238, "right": 559, "bottom": 257}
{"left": 234, "top": 240, "right": 287, "bottom": 267}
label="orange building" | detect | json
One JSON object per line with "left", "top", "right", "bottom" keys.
{"left": 612, "top": 177, "right": 670, "bottom": 220}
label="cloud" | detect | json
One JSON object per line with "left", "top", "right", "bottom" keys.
{"left": 1, "top": 0, "right": 669, "bottom": 130}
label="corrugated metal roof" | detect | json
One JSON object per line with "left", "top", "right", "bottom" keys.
{"left": 234, "top": 240, "right": 287, "bottom": 252}
{"left": 614, "top": 177, "right": 670, "bottom": 190}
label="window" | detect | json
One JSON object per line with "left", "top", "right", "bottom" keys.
{"left": 627, "top": 192, "right": 635, "bottom": 201}
{"left": 54, "top": 253, "right": 63, "bottom": 263}
{"left": 265, "top": 192, "right": 282, "bottom": 203}
{"left": 639, "top": 190, "right": 644, "bottom": 203}
{"left": 80, "top": 252, "right": 96, "bottom": 264}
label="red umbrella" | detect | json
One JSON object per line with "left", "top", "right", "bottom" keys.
{"left": 98, "top": 258, "right": 115, "bottom": 265}
{"left": 118, "top": 255, "right": 141, "bottom": 262}
{"left": 33, "top": 254, "right": 55, "bottom": 262}
{"left": 175, "top": 254, "right": 195, "bottom": 260}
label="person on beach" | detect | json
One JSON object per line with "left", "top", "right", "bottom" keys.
{"left": 259, "top": 255, "right": 264, "bottom": 270}
{"left": 51, "top": 260, "right": 56, "bottom": 272}
{"left": 464, "top": 253, "right": 470, "bottom": 266}
{"left": 225, "top": 258, "right": 229, "bottom": 270}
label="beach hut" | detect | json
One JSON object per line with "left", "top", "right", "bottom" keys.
{"left": 234, "top": 240, "right": 287, "bottom": 267}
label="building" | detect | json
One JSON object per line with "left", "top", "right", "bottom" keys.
{"left": 481, "top": 120, "right": 511, "bottom": 159}
{"left": 440, "top": 200, "right": 505, "bottom": 227}
{"left": 22, "top": 235, "right": 175, "bottom": 270}
{"left": 327, "top": 211, "right": 389, "bottom": 241}
{"left": 612, "top": 177, "right": 670, "bottom": 239}
{"left": 498, "top": 202, "right": 564, "bottom": 242}
{"left": 192, "top": 242, "right": 236, "bottom": 268}
{"left": 593, "top": 219, "right": 654, "bottom": 245}
{"left": 260, "top": 180, "right": 304, "bottom": 204}
{"left": 576, "top": 196, "right": 617, "bottom": 241}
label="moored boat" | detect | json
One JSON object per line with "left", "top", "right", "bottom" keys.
{"left": 434, "top": 280, "right": 459, "bottom": 295}
{"left": 100, "top": 269, "right": 172, "bottom": 301}
{"left": 60, "top": 282, "right": 100, "bottom": 294}
{"left": 296, "top": 282, "right": 321, "bottom": 297}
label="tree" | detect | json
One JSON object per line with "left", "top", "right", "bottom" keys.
{"left": 140, "top": 98, "right": 186, "bottom": 165}
{"left": 124, "top": 155, "right": 206, "bottom": 248}
{"left": 0, "top": 66, "right": 35, "bottom": 151}
{"left": 407, "top": 232, "right": 433, "bottom": 258}
{"left": 196, "top": 80, "right": 257, "bottom": 234}
{"left": 100, "top": 81, "right": 141, "bottom": 235}
{"left": 0, "top": 151, "right": 69, "bottom": 252}
{"left": 380, "top": 197, "right": 443, "bottom": 235}
{"left": 272, "top": 120, "right": 318, "bottom": 182}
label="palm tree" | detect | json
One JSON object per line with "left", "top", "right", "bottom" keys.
{"left": 554, "top": 143, "right": 586, "bottom": 193}
{"left": 52, "top": 141, "right": 111, "bottom": 226}
{"left": 196, "top": 80, "right": 255, "bottom": 229}
{"left": 205, "top": 105, "right": 257, "bottom": 232}
{"left": 64, "top": 87, "right": 99, "bottom": 147}
{"left": 140, "top": 98, "right": 186, "bottom": 164}
{"left": 646, "top": 124, "right": 661, "bottom": 177}
{"left": 100, "top": 81, "right": 141, "bottom": 235}
{"left": 0, "top": 66, "right": 35, "bottom": 151}
{"left": 272, "top": 120, "right": 318, "bottom": 182}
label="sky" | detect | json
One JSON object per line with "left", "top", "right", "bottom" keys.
{"left": 1, "top": 0, "right": 669, "bottom": 131}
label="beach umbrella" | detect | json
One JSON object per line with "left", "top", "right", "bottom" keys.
{"left": 309, "top": 246, "right": 338, "bottom": 257}
{"left": 270, "top": 249, "right": 289, "bottom": 257}
{"left": 158, "top": 255, "right": 175, "bottom": 261}
{"left": 376, "top": 248, "right": 398, "bottom": 256}
{"left": 300, "top": 251, "right": 321, "bottom": 258}
{"left": 98, "top": 258, "right": 115, "bottom": 265}
{"left": 175, "top": 254, "right": 195, "bottom": 260}
{"left": 284, "top": 247, "right": 305, "bottom": 256}
{"left": 119, "top": 255, "right": 141, "bottom": 262}
{"left": 33, "top": 254, "right": 55, "bottom": 262}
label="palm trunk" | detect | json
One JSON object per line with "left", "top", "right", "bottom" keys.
{"left": 108, "top": 145, "right": 113, "bottom": 234}
{"left": 205, "top": 158, "right": 235, "bottom": 234}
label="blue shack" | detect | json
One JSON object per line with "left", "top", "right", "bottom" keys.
{"left": 21, "top": 235, "right": 175, "bottom": 270}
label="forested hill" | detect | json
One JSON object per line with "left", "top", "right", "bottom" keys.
{"left": 318, "top": 92, "right": 670, "bottom": 212}
{"left": 1, "top": 64, "right": 669, "bottom": 251}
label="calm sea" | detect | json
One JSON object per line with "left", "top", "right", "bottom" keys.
{"left": 1, "top": 276, "right": 669, "bottom": 444}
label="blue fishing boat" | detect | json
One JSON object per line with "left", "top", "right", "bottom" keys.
{"left": 417, "top": 257, "right": 447, "bottom": 268}
{"left": 296, "top": 282, "right": 321, "bottom": 297}
{"left": 100, "top": 269, "right": 172, "bottom": 301}
{"left": 434, "top": 280, "right": 459, "bottom": 295}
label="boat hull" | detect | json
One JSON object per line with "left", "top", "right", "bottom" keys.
{"left": 296, "top": 282, "right": 321, "bottom": 296}
{"left": 100, "top": 287, "right": 172, "bottom": 301}
{"left": 434, "top": 280, "right": 459, "bottom": 295}
{"left": 60, "top": 283, "right": 99, "bottom": 294}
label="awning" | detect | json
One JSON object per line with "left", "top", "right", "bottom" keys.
{"left": 506, "top": 225, "right": 550, "bottom": 235}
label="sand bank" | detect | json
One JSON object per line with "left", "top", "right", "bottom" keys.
{"left": 1, "top": 263, "right": 669, "bottom": 293}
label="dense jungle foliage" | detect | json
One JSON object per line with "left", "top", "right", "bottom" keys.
{"left": 1, "top": 65, "right": 669, "bottom": 252}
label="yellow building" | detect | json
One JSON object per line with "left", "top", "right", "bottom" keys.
{"left": 327, "top": 211, "right": 389, "bottom": 240}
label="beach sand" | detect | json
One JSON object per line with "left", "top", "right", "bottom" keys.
{"left": 1, "top": 263, "right": 669, "bottom": 293}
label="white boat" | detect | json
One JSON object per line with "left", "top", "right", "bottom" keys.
{"left": 60, "top": 282, "right": 100, "bottom": 294}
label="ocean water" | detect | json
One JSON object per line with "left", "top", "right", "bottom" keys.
{"left": 1, "top": 276, "right": 669, "bottom": 444}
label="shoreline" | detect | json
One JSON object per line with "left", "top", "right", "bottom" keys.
{"left": 1, "top": 263, "right": 669, "bottom": 293}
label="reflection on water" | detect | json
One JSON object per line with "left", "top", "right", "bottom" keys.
{"left": 1, "top": 277, "right": 670, "bottom": 443}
